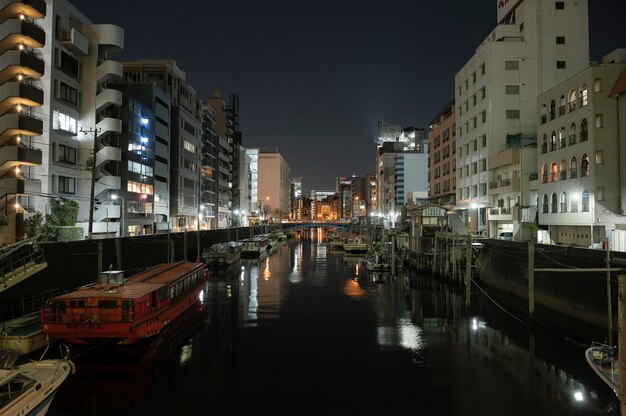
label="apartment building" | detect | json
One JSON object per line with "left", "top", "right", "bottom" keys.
{"left": 537, "top": 49, "right": 626, "bottom": 246}
{"left": 455, "top": 0, "right": 590, "bottom": 239}
{"left": 428, "top": 100, "right": 456, "bottom": 208}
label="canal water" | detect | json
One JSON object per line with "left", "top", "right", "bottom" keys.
{"left": 48, "top": 229, "right": 619, "bottom": 415}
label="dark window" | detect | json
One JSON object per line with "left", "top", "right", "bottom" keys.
{"left": 59, "top": 82, "right": 78, "bottom": 106}
{"left": 155, "top": 116, "right": 168, "bottom": 127}
{"left": 59, "top": 50, "right": 79, "bottom": 77}
{"left": 557, "top": 61, "right": 566, "bottom": 69}
{"left": 556, "top": 36, "right": 565, "bottom": 44}
{"left": 155, "top": 155, "right": 168, "bottom": 164}
{"left": 555, "top": 1, "right": 565, "bottom": 9}
{"left": 155, "top": 136, "right": 168, "bottom": 146}
{"left": 98, "top": 300, "right": 117, "bottom": 309}
{"left": 155, "top": 96, "right": 169, "bottom": 108}
{"left": 58, "top": 144, "right": 76, "bottom": 164}
{"left": 58, "top": 176, "right": 75, "bottom": 194}
{"left": 155, "top": 175, "right": 168, "bottom": 183}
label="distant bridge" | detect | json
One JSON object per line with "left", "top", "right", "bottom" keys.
{"left": 282, "top": 222, "right": 350, "bottom": 230}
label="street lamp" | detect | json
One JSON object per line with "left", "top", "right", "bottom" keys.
{"left": 111, "top": 194, "right": 125, "bottom": 237}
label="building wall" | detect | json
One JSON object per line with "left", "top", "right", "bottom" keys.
{"left": 257, "top": 150, "right": 290, "bottom": 221}
{"left": 455, "top": 0, "right": 590, "bottom": 235}
{"left": 428, "top": 100, "right": 456, "bottom": 206}
{"left": 537, "top": 60, "right": 626, "bottom": 245}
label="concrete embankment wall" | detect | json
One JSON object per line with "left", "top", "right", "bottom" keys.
{"left": 476, "top": 239, "right": 626, "bottom": 333}
{"left": 0, "top": 227, "right": 261, "bottom": 314}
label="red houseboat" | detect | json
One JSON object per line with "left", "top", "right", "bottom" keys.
{"left": 40, "top": 261, "right": 207, "bottom": 345}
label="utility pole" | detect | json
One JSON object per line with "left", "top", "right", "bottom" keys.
{"left": 80, "top": 127, "right": 101, "bottom": 239}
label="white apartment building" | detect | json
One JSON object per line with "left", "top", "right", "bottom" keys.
{"left": 34, "top": 0, "right": 124, "bottom": 239}
{"left": 537, "top": 49, "right": 626, "bottom": 247}
{"left": 455, "top": 0, "right": 589, "bottom": 239}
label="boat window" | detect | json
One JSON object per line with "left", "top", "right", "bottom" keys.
{"left": 69, "top": 300, "right": 85, "bottom": 308}
{"left": 98, "top": 300, "right": 117, "bottom": 309}
{"left": 0, "top": 374, "right": 36, "bottom": 408}
{"left": 53, "top": 301, "right": 66, "bottom": 314}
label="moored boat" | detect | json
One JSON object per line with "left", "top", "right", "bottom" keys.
{"left": 203, "top": 241, "right": 243, "bottom": 268}
{"left": 240, "top": 236, "right": 270, "bottom": 257}
{"left": 585, "top": 341, "right": 619, "bottom": 397}
{"left": 40, "top": 261, "right": 207, "bottom": 345}
{"left": 365, "top": 250, "right": 390, "bottom": 271}
{"left": 0, "top": 344, "right": 74, "bottom": 416}
{"left": 344, "top": 237, "right": 368, "bottom": 253}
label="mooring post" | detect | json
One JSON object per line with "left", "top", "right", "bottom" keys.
{"left": 528, "top": 242, "right": 535, "bottom": 316}
{"left": 465, "top": 237, "right": 471, "bottom": 307}
{"left": 115, "top": 238, "right": 122, "bottom": 270}
{"left": 607, "top": 244, "right": 613, "bottom": 345}
{"left": 618, "top": 274, "right": 626, "bottom": 416}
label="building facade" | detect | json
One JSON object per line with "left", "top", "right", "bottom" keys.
{"left": 455, "top": 0, "right": 590, "bottom": 238}
{"left": 256, "top": 148, "right": 290, "bottom": 222}
{"left": 428, "top": 100, "right": 456, "bottom": 207}
{"left": 537, "top": 50, "right": 626, "bottom": 246}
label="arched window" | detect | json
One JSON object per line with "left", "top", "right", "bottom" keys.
{"left": 580, "top": 119, "right": 588, "bottom": 141}
{"left": 550, "top": 131, "right": 557, "bottom": 151}
{"left": 580, "top": 85, "right": 588, "bottom": 107}
{"left": 541, "top": 163, "right": 548, "bottom": 183}
{"left": 568, "top": 90, "right": 577, "bottom": 111}
{"left": 560, "top": 160, "right": 567, "bottom": 180}
{"left": 560, "top": 192, "right": 568, "bottom": 213}
{"left": 558, "top": 95, "right": 566, "bottom": 116}
{"left": 581, "top": 190, "right": 589, "bottom": 212}
{"left": 542, "top": 194, "right": 549, "bottom": 213}
{"left": 568, "top": 122, "right": 577, "bottom": 145}
{"left": 550, "top": 100, "right": 557, "bottom": 119}
{"left": 581, "top": 154, "right": 590, "bottom": 176}
{"left": 571, "top": 192, "right": 579, "bottom": 212}
{"left": 551, "top": 193, "right": 558, "bottom": 213}
{"left": 570, "top": 157, "right": 578, "bottom": 178}
{"left": 550, "top": 162, "right": 558, "bottom": 182}
{"left": 559, "top": 127, "right": 566, "bottom": 148}
{"left": 540, "top": 104, "right": 548, "bottom": 124}
{"left": 541, "top": 134, "right": 548, "bottom": 154}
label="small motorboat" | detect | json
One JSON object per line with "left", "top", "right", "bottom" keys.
{"left": 0, "top": 344, "right": 75, "bottom": 415}
{"left": 585, "top": 341, "right": 619, "bottom": 397}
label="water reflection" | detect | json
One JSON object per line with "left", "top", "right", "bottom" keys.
{"left": 343, "top": 278, "right": 366, "bottom": 300}
{"left": 48, "top": 233, "right": 619, "bottom": 414}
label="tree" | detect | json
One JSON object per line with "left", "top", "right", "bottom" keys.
{"left": 50, "top": 198, "right": 79, "bottom": 226}
{"left": 0, "top": 214, "right": 8, "bottom": 232}
{"left": 24, "top": 212, "right": 44, "bottom": 241}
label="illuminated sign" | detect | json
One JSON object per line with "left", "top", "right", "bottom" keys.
{"left": 497, "top": 0, "right": 522, "bottom": 24}
{"left": 422, "top": 207, "right": 446, "bottom": 217}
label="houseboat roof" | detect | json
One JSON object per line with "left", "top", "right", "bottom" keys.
{"left": 52, "top": 262, "right": 204, "bottom": 300}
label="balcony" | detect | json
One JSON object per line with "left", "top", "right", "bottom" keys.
{"left": 95, "top": 117, "right": 121, "bottom": 137}
{"left": 0, "top": 49, "right": 43, "bottom": 84}
{"left": 0, "top": 18, "right": 44, "bottom": 52}
{"left": 95, "top": 145, "right": 121, "bottom": 168}
{"left": 61, "top": 27, "right": 88, "bottom": 55}
{"left": 488, "top": 148, "right": 519, "bottom": 169}
{"left": 487, "top": 178, "right": 519, "bottom": 195}
{"left": 0, "top": 144, "right": 41, "bottom": 173}
{"left": 0, "top": 81, "right": 42, "bottom": 114}
{"left": 93, "top": 203, "right": 119, "bottom": 222}
{"left": 95, "top": 88, "right": 122, "bottom": 111}
{"left": 0, "top": 0, "right": 46, "bottom": 21}
{"left": 91, "top": 24, "right": 123, "bottom": 51}
{"left": 0, "top": 113, "right": 42, "bottom": 141}
{"left": 96, "top": 59, "right": 122, "bottom": 83}
{"left": 94, "top": 174, "right": 120, "bottom": 196}
{"left": 0, "top": 176, "right": 39, "bottom": 195}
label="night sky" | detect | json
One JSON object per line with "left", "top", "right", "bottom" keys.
{"left": 73, "top": 0, "right": 626, "bottom": 194}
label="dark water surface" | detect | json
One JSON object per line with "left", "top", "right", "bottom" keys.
{"left": 48, "top": 229, "right": 619, "bottom": 415}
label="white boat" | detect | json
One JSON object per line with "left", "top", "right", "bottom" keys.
{"left": 0, "top": 345, "right": 75, "bottom": 415}
{"left": 365, "top": 249, "right": 390, "bottom": 271}
{"left": 203, "top": 241, "right": 242, "bottom": 267}
{"left": 240, "top": 236, "right": 270, "bottom": 257}
{"left": 344, "top": 237, "right": 368, "bottom": 253}
{"left": 585, "top": 341, "right": 619, "bottom": 397}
